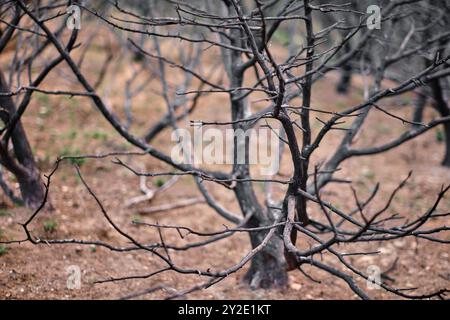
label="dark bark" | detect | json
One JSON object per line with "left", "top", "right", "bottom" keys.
{"left": 217, "top": 9, "right": 289, "bottom": 289}
{"left": 429, "top": 79, "right": 450, "bottom": 167}
{"left": 15, "top": 169, "right": 44, "bottom": 208}
{"left": 234, "top": 182, "right": 288, "bottom": 289}
{"left": 231, "top": 101, "right": 288, "bottom": 288}
{"left": 225, "top": 11, "right": 288, "bottom": 287}
{"left": 412, "top": 91, "right": 427, "bottom": 126}
{"left": 441, "top": 122, "right": 450, "bottom": 167}
{"left": 0, "top": 70, "right": 45, "bottom": 208}
{"left": 334, "top": 32, "right": 353, "bottom": 95}
{"left": 243, "top": 231, "right": 288, "bottom": 289}
{"left": 336, "top": 63, "right": 352, "bottom": 94}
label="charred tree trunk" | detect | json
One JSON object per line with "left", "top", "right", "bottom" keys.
{"left": 235, "top": 180, "right": 288, "bottom": 289}
{"left": 230, "top": 86, "right": 288, "bottom": 288}
{"left": 14, "top": 168, "right": 45, "bottom": 208}
{"left": 412, "top": 91, "right": 427, "bottom": 127}
{"left": 0, "top": 70, "right": 45, "bottom": 208}
{"left": 244, "top": 230, "right": 288, "bottom": 289}
{"left": 441, "top": 121, "right": 450, "bottom": 167}
{"left": 229, "top": 85, "right": 288, "bottom": 289}
{"left": 221, "top": 1, "right": 288, "bottom": 289}
{"left": 229, "top": 85, "right": 288, "bottom": 288}
{"left": 429, "top": 78, "right": 450, "bottom": 167}
{"left": 336, "top": 63, "right": 352, "bottom": 94}
{"left": 336, "top": 42, "right": 352, "bottom": 95}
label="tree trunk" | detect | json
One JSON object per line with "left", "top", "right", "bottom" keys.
{"left": 429, "top": 78, "right": 450, "bottom": 167}
{"left": 232, "top": 86, "right": 288, "bottom": 289}
{"left": 0, "top": 70, "right": 45, "bottom": 208}
{"left": 336, "top": 43, "right": 352, "bottom": 95}
{"left": 243, "top": 230, "right": 288, "bottom": 289}
{"left": 336, "top": 63, "right": 352, "bottom": 94}
{"left": 221, "top": 0, "right": 289, "bottom": 289}
{"left": 15, "top": 168, "right": 44, "bottom": 208}
{"left": 230, "top": 89, "right": 288, "bottom": 289}
{"left": 412, "top": 91, "right": 426, "bottom": 127}
{"left": 441, "top": 122, "right": 450, "bottom": 167}
{"left": 229, "top": 88, "right": 288, "bottom": 289}
{"left": 234, "top": 182, "right": 288, "bottom": 290}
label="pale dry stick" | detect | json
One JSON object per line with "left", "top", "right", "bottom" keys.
{"left": 125, "top": 166, "right": 180, "bottom": 207}
{"left": 138, "top": 197, "right": 206, "bottom": 215}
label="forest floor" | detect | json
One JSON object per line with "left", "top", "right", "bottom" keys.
{"left": 0, "top": 39, "right": 449, "bottom": 300}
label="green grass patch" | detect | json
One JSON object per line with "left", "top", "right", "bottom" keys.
{"left": 0, "top": 245, "right": 7, "bottom": 256}
{"left": 0, "top": 209, "right": 12, "bottom": 217}
{"left": 154, "top": 178, "right": 165, "bottom": 187}
{"left": 43, "top": 219, "right": 58, "bottom": 233}
{"left": 60, "top": 146, "right": 86, "bottom": 166}
{"left": 436, "top": 129, "right": 444, "bottom": 142}
{"left": 87, "top": 130, "right": 109, "bottom": 142}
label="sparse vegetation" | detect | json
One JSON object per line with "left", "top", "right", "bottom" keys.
{"left": 43, "top": 220, "right": 58, "bottom": 233}
{"left": 0, "top": 209, "right": 12, "bottom": 217}
{"left": 154, "top": 178, "right": 165, "bottom": 188}
{"left": 436, "top": 129, "right": 444, "bottom": 142}
{"left": 0, "top": 245, "right": 7, "bottom": 256}
{"left": 60, "top": 147, "right": 86, "bottom": 166}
